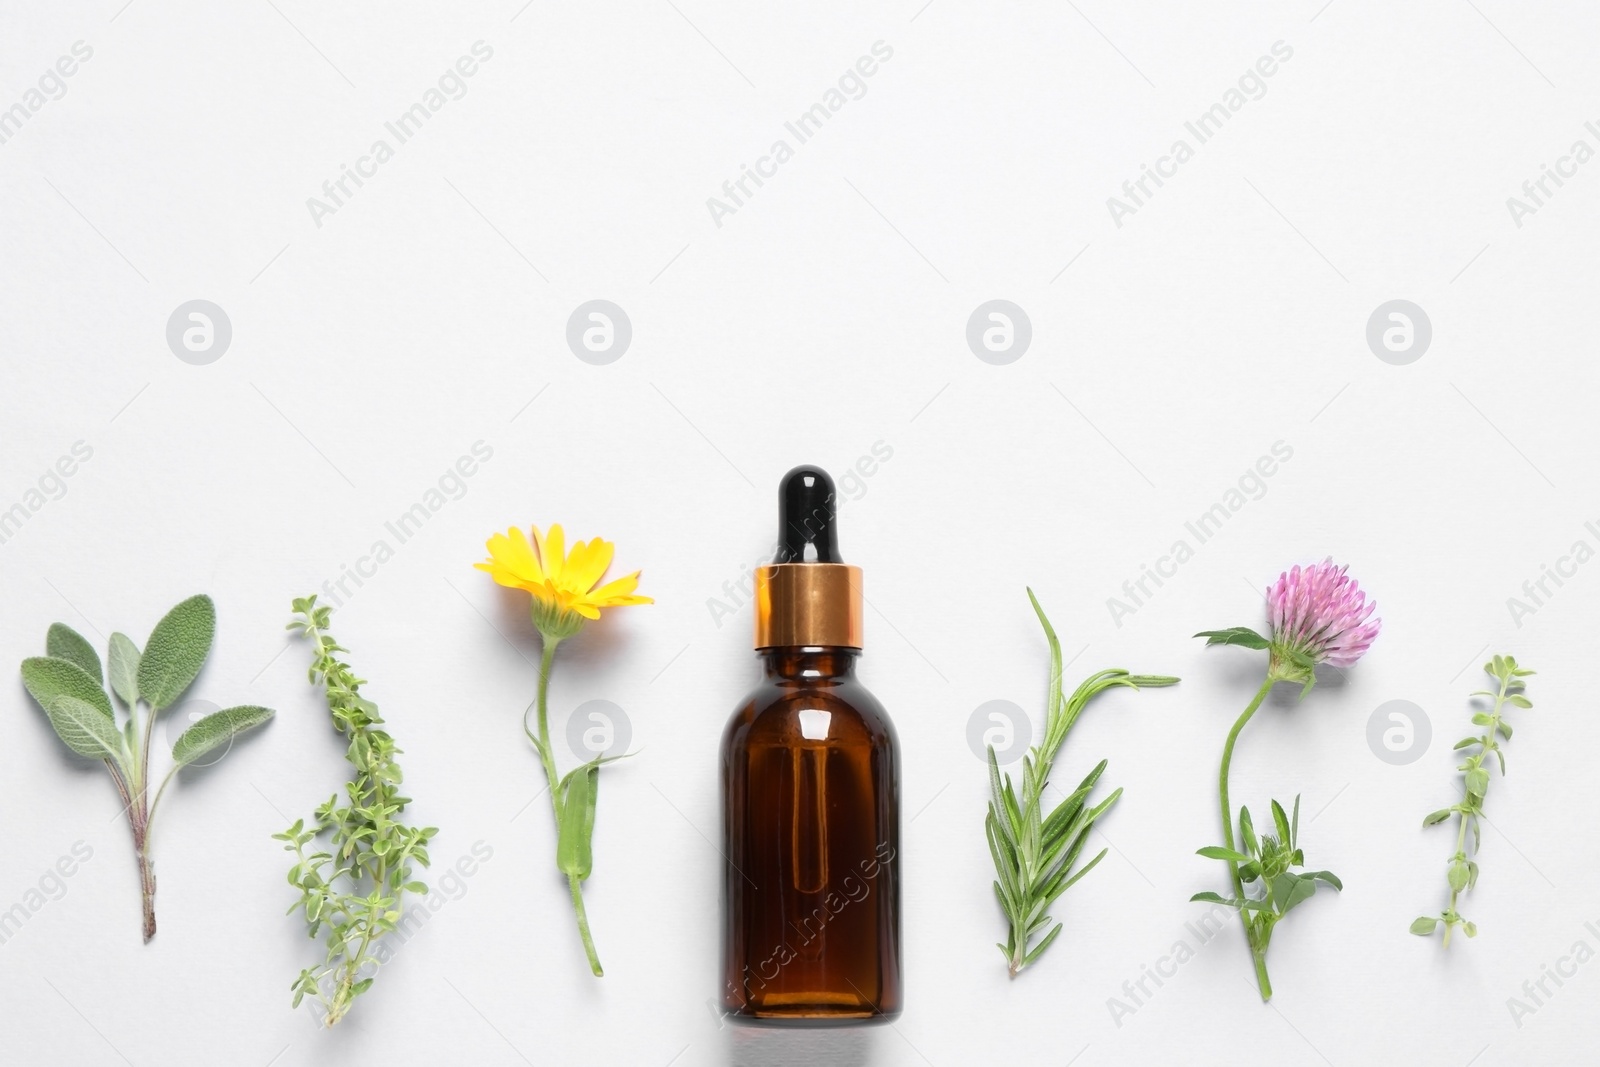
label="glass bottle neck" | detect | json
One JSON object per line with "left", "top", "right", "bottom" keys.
{"left": 759, "top": 647, "right": 859, "bottom": 680}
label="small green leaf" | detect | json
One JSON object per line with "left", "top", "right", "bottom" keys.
{"left": 47, "top": 623, "right": 102, "bottom": 684}
{"left": 171, "top": 705, "right": 275, "bottom": 767}
{"left": 1239, "top": 806, "right": 1258, "bottom": 856}
{"left": 108, "top": 633, "right": 141, "bottom": 707}
{"left": 41, "top": 694, "right": 127, "bottom": 767}
{"left": 1465, "top": 767, "right": 1490, "bottom": 799}
{"left": 1464, "top": 921, "right": 1477, "bottom": 938}
{"left": 1196, "top": 845, "right": 1251, "bottom": 862}
{"left": 1410, "top": 916, "right": 1439, "bottom": 935}
{"left": 1422, "top": 808, "right": 1454, "bottom": 826}
{"left": 1270, "top": 799, "right": 1291, "bottom": 845}
{"left": 21, "top": 656, "right": 113, "bottom": 721}
{"left": 1194, "top": 626, "right": 1270, "bottom": 650}
{"left": 1305, "top": 870, "right": 1342, "bottom": 890}
{"left": 137, "top": 594, "right": 216, "bottom": 710}
{"left": 1448, "top": 861, "right": 1470, "bottom": 892}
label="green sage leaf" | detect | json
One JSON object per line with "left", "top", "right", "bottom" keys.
{"left": 108, "top": 632, "right": 141, "bottom": 707}
{"left": 46, "top": 623, "right": 102, "bottom": 683}
{"left": 137, "top": 594, "right": 215, "bottom": 709}
{"left": 42, "top": 694, "right": 127, "bottom": 766}
{"left": 171, "top": 705, "right": 275, "bottom": 767}
{"left": 21, "top": 656, "right": 113, "bottom": 720}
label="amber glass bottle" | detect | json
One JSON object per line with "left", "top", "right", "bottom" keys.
{"left": 720, "top": 466, "right": 902, "bottom": 1021}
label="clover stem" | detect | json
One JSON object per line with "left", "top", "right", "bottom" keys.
{"left": 1252, "top": 943, "right": 1273, "bottom": 1000}
{"left": 1218, "top": 677, "right": 1276, "bottom": 892}
{"left": 1218, "top": 675, "right": 1276, "bottom": 1000}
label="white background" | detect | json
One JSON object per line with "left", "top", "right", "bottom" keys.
{"left": 2, "top": 2, "right": 1598, "bottom": 1065}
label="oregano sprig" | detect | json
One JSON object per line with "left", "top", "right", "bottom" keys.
{"left": 19, "top": 597, "right": 274, "bottom": 941}
{"left": 1411, "top": 654, "right": 1533, "bottom": 946}
{"left": 277, "top": 596, "right": 438, "bottom": 1026}
{"left": 986, "top": 589, "right": 1178, "bottom": 976}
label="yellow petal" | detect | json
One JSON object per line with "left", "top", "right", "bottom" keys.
{"left": 564, "top": 537, "right": 614, "bottom": 593}
{"left": 589, "top": 571, "right": 651, "bottom": 605}
{"left": 494, "top": 527, "right": 544, "bottom": 585}
{"left": 542, "top": 524, "right": 566, "bottom": 582}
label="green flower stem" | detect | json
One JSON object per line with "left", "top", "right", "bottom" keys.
{"left": 531, "top": 632, "right": 605, "bottom": 977}
{"left": 1251, "top": 946, "right": 1272, "bottom": 1000}
{"left": 536, "top": 636, "right": 564, "bottom": 826}
{"left": 1218, "top": 675, "right": 1277, "bottom": 1000}
{"left": 569, "top": 873, "right": 603, "bottom": 977}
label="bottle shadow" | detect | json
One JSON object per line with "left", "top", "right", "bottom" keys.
{"left": 717, "top": 1019, "right": 888, "bottom": 1067}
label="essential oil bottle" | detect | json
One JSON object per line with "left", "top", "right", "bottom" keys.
{"left": 720, "top": 465, "right": 902, "bottom": 1021}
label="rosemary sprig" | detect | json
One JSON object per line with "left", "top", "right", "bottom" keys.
{"left": 277, "top": 596, "right": 438, "bottom": 1026}
{"left": 986, "top": 589, "right": 1178, "bottom": 976}
{"left": 1411, "top": 654, "right": 1533, "bottom": 946}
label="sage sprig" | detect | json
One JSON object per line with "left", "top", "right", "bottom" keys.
{"left": 986, "top": 589, "right": 1178, "bottom": 976}
{"left": 19, "top": 596, "right": 274, "bottom": 941}
{"left": 277, "top": 596, "right": 438, "bottom": 1026}
{"left": 1411, "top": 654, "right": 1533, "bottom": 946}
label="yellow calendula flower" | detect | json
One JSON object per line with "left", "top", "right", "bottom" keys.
{"left": 475, "top": 524, "right": 652, "bottom": 640}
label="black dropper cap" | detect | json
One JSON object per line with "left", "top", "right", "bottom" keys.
{"left": 775, "top": 465, "right": 840, "bottom": 563}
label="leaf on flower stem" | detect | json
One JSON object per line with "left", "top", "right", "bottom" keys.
{"left": 1239, "top": 806, "right": 1258, "bottom": 856}
{"left": 1196, "top": 846, "right": 1251, "bottom": 862}
{"left": 1270, "top": 799, "right": 1292, "bottom": 846}
{"left": 1193, "top": 627, "right": 1270, "bottom": 650}
{"left": 557, "top": 760, "right": 599, "bottom": 881}
{"left": 1465, "top": 768, "right": 1490, "bottom": 799}
{"left": 47, "top": 623, "right": 103, "bottom": 684}
{"left": 1410, "top": 916, "right": 1439, "bottom": 935}
{"left": 1190, "top": 891, "right": 1272, "bottom": 913}
{"left": 1304, "top": 870, "right": 1342, "bottom": 890}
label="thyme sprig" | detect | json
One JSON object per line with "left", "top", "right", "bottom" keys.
{"left": 986, "top": 589, "right": 1178, "bottom": 976}
{"left": 1411, "top": 654, "right": 1533, "bottom": 946}
{"left": 277, "top": 597, "right": 438, "bottom": 1026}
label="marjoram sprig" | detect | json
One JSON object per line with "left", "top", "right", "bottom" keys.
{"left": 1411, "top": 654, "right": 1533, "bottom": 946}
{"left": 986, "top": 589, "right": 1178, "bottom": 977}
{"left": 277, "top": 596, "right": 438, "bottom": 1026}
